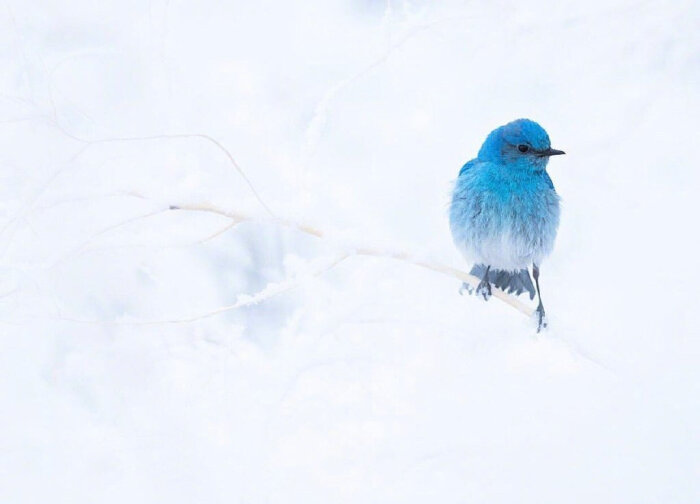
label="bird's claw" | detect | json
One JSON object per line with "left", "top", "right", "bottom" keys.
{"left": 535, "top": 305, "right": 548, "bottom": 332}
{"left": 475, "top": 279, "right": 492, "bottom": 301}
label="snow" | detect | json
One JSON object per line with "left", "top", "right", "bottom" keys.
{"left": 1, "top": 0, "right": 699, "bottom": 502}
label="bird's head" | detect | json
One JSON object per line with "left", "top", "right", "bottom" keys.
{"left": 477, "top": 118, "right": 565, "bottom": 170}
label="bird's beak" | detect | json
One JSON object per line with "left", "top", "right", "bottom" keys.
{"left": 538, "top": 147, "right": 566, "bottom": 157}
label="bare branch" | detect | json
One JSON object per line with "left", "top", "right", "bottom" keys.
{"left": 52, "top": 198, "right": 535, "bottom": 325}
{"left": 167, "top": 202, "right": 535, "bottom": 318}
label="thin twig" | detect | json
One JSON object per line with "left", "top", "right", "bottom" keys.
{"left": 54, "top": 129, "right": 275, "bottom": 217}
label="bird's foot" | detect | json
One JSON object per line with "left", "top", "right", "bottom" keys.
{"left": 535, "top": 304, "right": 548, "bottom": 333}
{"left": 475, "top": 278, "right": 492, "bottom": 301}
{"left": 458, "top": 282, "right": 474, "bottom": 296}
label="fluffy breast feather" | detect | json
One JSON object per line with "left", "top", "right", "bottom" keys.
{"left": 449, "top": 161, "right": 560, "bottom": 270}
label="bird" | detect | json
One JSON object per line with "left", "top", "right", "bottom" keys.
{"left": 449, "top": 118, "right": 564, "bottom": 331}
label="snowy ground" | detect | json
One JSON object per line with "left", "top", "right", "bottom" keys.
{"left": 1, "top": 1, "right": 699, "bottom": 502}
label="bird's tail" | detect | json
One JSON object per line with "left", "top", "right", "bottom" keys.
{"left": 470, "top": 264, "right": 535, "bottom": 299}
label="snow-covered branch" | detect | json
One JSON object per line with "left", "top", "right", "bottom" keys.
{"left": 168, "top": 201, "right": 536, "bottom": 319}
{"left": 54, "top": 197, "right": 535, "bottom": 326}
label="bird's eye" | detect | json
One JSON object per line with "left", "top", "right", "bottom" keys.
{"left": 518, "top": 144, "right": 529, "bottom": 153}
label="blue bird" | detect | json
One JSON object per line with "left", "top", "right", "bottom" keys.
{"left": 449, "top": 118, "right": 564, "bottom": 331}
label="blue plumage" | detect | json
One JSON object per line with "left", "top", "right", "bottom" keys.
{"left": 449, "top": 118, "right": 564, "bottom": 330}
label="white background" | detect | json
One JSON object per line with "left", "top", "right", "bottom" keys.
{"left": 1, "top": 1, "right": 698, "bottom": 502}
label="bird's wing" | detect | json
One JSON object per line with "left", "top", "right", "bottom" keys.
{"left": 458, "top": 159, "right": 478, "bottom": 177}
